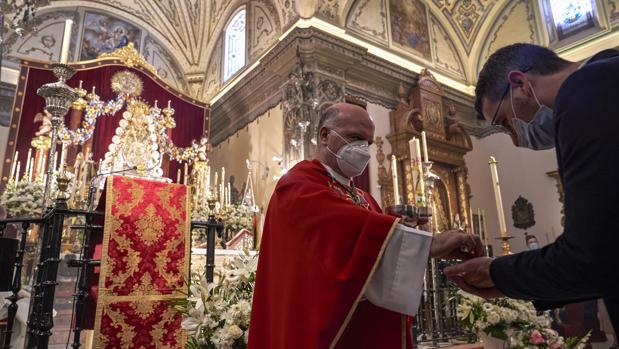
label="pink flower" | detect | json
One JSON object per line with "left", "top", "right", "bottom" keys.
{"left": 531, "top": 330, "right": 546, "bottom": 345}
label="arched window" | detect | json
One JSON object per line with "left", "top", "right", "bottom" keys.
{"left": 223, "top": 9, "right": 246, "bottom": 81}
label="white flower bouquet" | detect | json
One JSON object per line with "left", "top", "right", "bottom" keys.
{"left": 1, "top": 180, "right": 45, "bottom": 217}
{"left": 176, "top": 253, "right": 258, "bottom": 349}
{"left": 457, "top": 291, "right": 590, "bottom": 349}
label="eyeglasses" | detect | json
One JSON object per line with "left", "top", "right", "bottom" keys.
{"left": 489, "top": 66, "right": 532, "bottom": 127}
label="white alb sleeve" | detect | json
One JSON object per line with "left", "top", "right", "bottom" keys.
{"left": 365, "top": 224, "right": 432, "bottom": 316}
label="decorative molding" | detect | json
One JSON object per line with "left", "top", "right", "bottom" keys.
{"left": 430, "top": 15, "right": 466, "bottom": 80}
{"left": 211, "top": 27, "right": 478, "bottom": 147}
{"left": 345, "top": 0, "right": 389, "bottom": 45}
{"left": 434, "top": 0, "right": 497, "bottom": 54}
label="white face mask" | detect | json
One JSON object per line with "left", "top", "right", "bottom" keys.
{"left": 326, "top": 130, "right": 371, "bottom": 178}
{"left": 510, "top": 83, "right": 556, "bottom": 150}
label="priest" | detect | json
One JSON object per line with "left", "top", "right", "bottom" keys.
{"left": 248, "top": 103, "right": 483, "bottom": 349}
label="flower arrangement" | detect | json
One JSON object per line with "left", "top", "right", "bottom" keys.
{"left": 177, "top": 253, "right": 258, "bottom": 349}
{"left": 0, "top": 180, "right": 45, "bottom": 217}
{"left": 457, "top": 291, "right": 590, "bottom": 349}
{"left": 223, "top": 205, "right": 253, "bottom": 235}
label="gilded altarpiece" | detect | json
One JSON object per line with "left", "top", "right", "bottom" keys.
{"left": 377, "top": 69, "right": 473, "bottom": 230}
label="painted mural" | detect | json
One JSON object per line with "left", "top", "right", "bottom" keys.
{"left": 80, "top": 12, "right": 142, "bottom": 60}
{"left": 389, "top": 0, "right": 431, "bottom": 59}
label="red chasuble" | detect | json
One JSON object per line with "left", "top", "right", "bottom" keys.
{"left": 248, "top": 160, "right": 412, "bottom": 349}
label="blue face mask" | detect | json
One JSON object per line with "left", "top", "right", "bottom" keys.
{"left": 527, "top": 242, "right": 540, "bottom": 250}
{"left": 510, "top": 83, "right": 556, "bottom": 150}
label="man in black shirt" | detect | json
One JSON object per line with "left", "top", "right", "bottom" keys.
{"left": 445, "top": 43, "right": 619, "bottom": 333}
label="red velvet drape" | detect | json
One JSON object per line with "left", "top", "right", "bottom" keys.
{"left": 11, "top": 64, "right": 207, "bottom": 181}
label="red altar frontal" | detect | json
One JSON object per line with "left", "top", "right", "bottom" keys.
{"left": 93, "top": 176, "right": 190, "bottom": 348}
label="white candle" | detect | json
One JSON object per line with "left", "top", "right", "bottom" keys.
{"left": 421, "top": 131, "right": 429, "bottom": 162}
{"left": 413, "top": 138, "right": 426, "bottom": 205}
{"left": 183, "top": 163, "right": 188, "bottom": 185}
{"left": 489, "top": 156, "right": 508, "bottom": 237}
{"left": 10, "top": 151, "right": 18, "bottom": 181}
{"left": 59, "top": 19, "right": 73, "bottom": 63}
{"left": 29, "top": 159, "right": 34, "bottom": 182}
{"left": 15, "top": 161, "right": 21, "bottom": 182}
{"left": 477, "top": 208, "right": 484, "bottom": 240}
{"left": 206, "top": 165, "right": 211, "bottom": 197}
{"left": 227, "top": 182, "right": 231, "bottom": 205}
{"left": 176, "top": 169, "right": 181, "bottom": 183}
{"left": 25, "top": 149, "right": 32, "bottom": 179}
{"left": 59, "top": 143, "right": 67, "bottom": 170}
{"left": 390, "top": 155, "right": 400, "bottom": 205}
{"left": 39, "top": 154, "right": 47, "bottom": 180}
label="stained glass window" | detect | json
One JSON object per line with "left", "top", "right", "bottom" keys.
{"left": 548, "top": 0, "right": 595, "bottom": 39}
{"left": 223, "top": 9, "right": 246, "bottom": 82}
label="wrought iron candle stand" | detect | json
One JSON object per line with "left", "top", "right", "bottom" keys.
{"left": 36, "top": 63, "right": 79, "bottom": 207}
{"left": 412, "top": 161, "right": 468, "bottom": 347}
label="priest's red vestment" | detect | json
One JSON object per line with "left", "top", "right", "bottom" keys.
{"left": 248, "top": 160, "right": 412, "bottom": 349}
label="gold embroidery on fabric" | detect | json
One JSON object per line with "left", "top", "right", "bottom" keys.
{"left": 136, "top": 204, "right": 165, "bottom": 246}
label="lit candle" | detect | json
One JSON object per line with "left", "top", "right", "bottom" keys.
{"left": 390, "top": 155, "right": 400, "bottom": 205}
{"left": 59, "top": 19, "right": 73, "bottom": 63}
{"left": 183, "top": 163, "right": 188, "bottom": 185}
{"left": 177, "top": 169, "right": 181, "bottom": 183}
{"left": 10, "top": 151, "right": 18, "bottom": 181}
{"left": 489, "top": 156, "right": 508, "bottom": 237}
{"left": 421, "top": 131, "right": 429, "bottom": 163}
{"left": 15, "top": 161, "right": 21, "bottom": 182}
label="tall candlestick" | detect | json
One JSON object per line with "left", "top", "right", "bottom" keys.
{"left": 59, "top": 19, "right": 73, "bottom": 63}
{"left": 390, "top": 155, "right": 400, "bottom": 205}
{"left": 489, "top": 156, "right": 508, "bottom": 236}
{"left": 421, "top": 131, "right": 429, "bottom": 162}
{"left": 10, "top": 151, "right": 18, "bottom": 181}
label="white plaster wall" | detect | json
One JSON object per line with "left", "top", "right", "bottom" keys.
{"left": 208, "top": 105, "right": 284, "bottom": 214}
{"left": 367, "top": 102, "right": 392, "bottom": 205}
{"left": 464, "top": 133, "right": 563, "bottom": 254}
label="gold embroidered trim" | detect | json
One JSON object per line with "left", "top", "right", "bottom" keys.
{"left": 329, "top": 217, "right": 401, "bottom": 349}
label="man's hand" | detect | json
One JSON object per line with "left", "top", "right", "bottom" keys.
{"left": 429, "top": 230, "right": 484, "bottom": 260}
{"left": 444, "top": 257, "right": 504, "bottom": 299}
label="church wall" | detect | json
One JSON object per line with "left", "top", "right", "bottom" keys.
{"left": 367, "top": 102, "right": 392, "bottom": 203}
{"left": 464, "top": 133, "right": 562, "bottom": 254}
{"left": 208, "top": 104, "right": 284, "bottom": 215}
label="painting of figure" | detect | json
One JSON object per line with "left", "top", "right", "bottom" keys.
{"left": 389, "top": 0, "right": 431, "bottom": 59}
{"left": 80, "top": 12, "right": 142, "bottom": 60}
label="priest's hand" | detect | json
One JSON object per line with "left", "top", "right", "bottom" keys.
{"left": 429, "top": 230, "right": 483, "bottom": 260}
{"left": 444, "top": 257, "right": 504, "bottom": 299}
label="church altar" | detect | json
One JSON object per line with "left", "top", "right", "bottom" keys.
{"left": 0, "top": 43, "right": 262, "bottom": 349}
